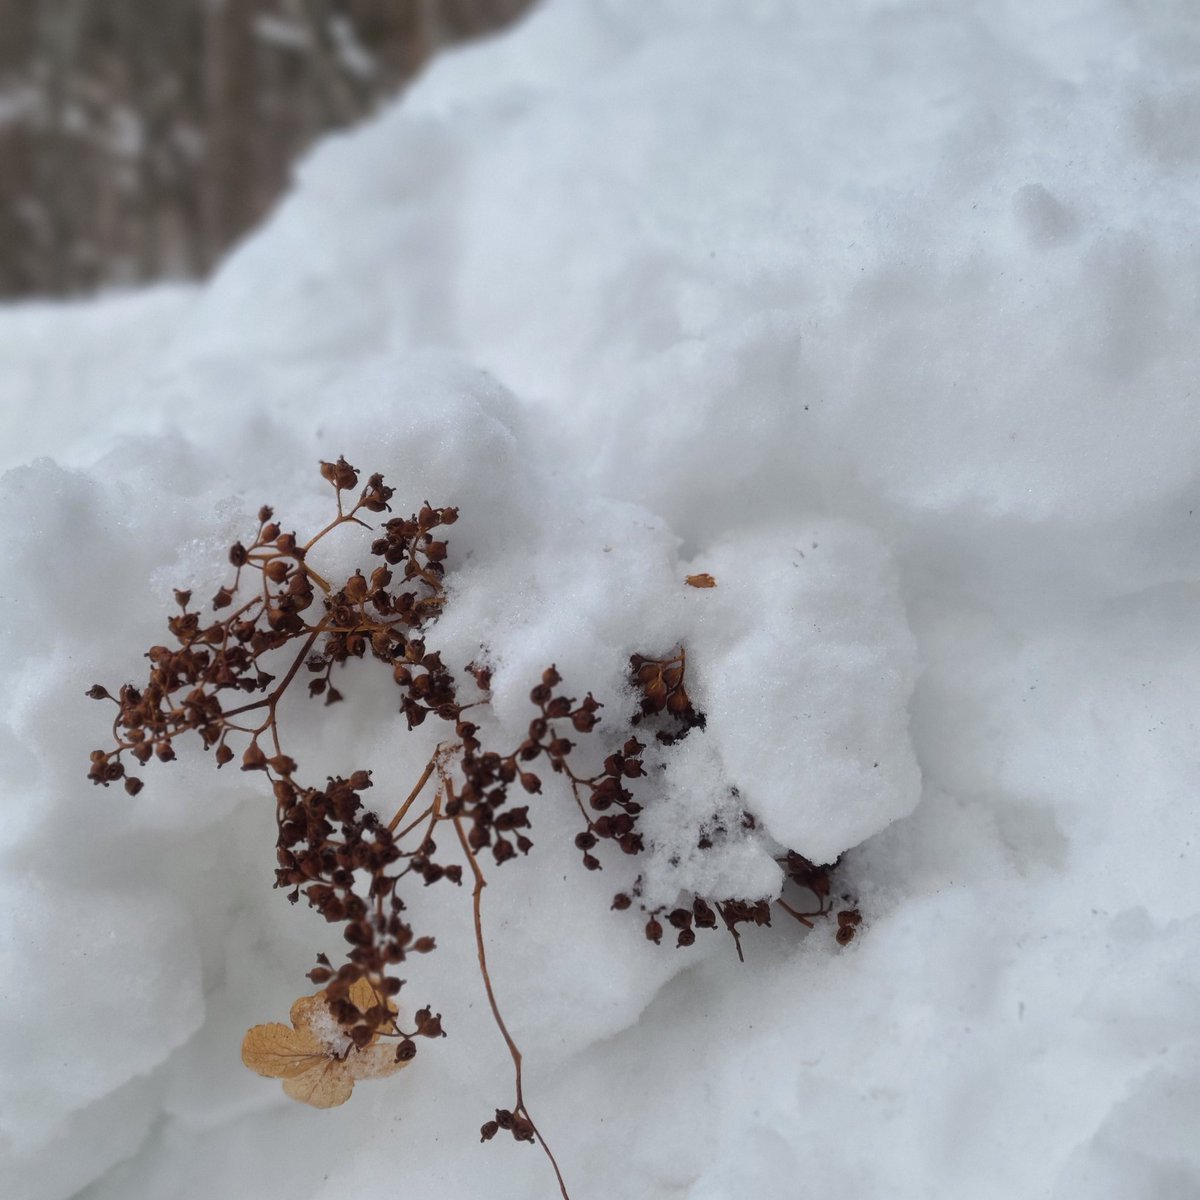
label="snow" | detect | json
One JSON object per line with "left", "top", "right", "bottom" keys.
{"left": 2, "top": 0, "right": 1200, "bottom": 1197}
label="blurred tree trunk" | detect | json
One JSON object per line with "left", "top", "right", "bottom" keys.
{"left": 0, "top": 0, "right": 536, "bottom": 299}
{"left": 34, "top": 0, "right": 88, "bottom": 292}
{"left": 203, "top": 0, "right": 258, "bottom": 260}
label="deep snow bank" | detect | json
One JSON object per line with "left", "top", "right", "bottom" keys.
{"left": 2, "top": 1, "right": 1199, "bottom": 1198}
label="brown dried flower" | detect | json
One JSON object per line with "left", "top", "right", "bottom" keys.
{"left": 88, "top": 457, "right": 858, "bottom": 1200}
{"left": 241, "top": 976, "right": 407, "bottom": 1108}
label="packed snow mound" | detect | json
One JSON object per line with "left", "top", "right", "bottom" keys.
{"left": 2, "top": 1, "right": 1200, "bottom": 1198}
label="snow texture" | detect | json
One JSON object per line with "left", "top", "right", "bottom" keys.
{"left": 2, "top": 0, "right": 1199, "bottom": 1197}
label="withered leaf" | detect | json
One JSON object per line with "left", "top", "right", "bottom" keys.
{"left": 241, "top": 1021, "right": 326, "bottom": 1080}
{"left": 685, "top": 573, "right": 717, "bottom": 588}
{"left": 241, "top": 977, "right": 407, "bottom": 1109}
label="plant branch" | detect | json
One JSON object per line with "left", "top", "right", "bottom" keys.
{"left": 451, "top": 801, "right": 570, "bottom": 1200}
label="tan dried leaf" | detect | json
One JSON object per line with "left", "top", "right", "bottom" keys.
{"left": 685, "top": 573, "right": 717, "bottom": 588}
{"left": 241, "top": 980, "right": 408, "bottom": 1109}
{"left": 281, "top": 1060, "right": 356, "bottom": 1108}
{"left": 241, "top": 1021, "right": 326, "bottom": 1079}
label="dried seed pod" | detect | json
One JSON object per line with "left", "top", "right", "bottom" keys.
{"left": 242, "top": 742, "right": 267, "bottom": 771}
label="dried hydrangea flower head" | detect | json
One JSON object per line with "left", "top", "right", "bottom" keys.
{"left": 88, "top": 458, "right": 860, "bottom": 1199}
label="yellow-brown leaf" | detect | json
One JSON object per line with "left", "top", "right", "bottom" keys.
{"left": 348, "top": 975, "right": 397, "bottom": 1019}
{"left": 244, "top": 981, "right": 410, "bottom": 1108}
{"left": 282, "top": 1059, "right": 356, "bottom": 1109}
{"left": 289, "top": 991, "right": 330, "bottom": 1039}
{"left": 241, "top": 1022, "right": 326, "bottom": 1079}
{"left": 346, "top": 1040, "right": 408, "bottom": 1082}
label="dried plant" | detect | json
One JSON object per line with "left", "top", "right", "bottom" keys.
{"left": 241, "top": 975, "right": 408, "bottom": 1108}
{"left": 87, "top": 458, "right": 858, "bottom": 1197}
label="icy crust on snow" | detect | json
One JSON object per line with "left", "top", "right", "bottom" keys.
{"left": 2, "top": 0, "right": 1200, "bottom": 1197}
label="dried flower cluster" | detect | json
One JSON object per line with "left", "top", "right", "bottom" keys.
{"left": 87, "top": 459, "right": 859, "bottom": 1199}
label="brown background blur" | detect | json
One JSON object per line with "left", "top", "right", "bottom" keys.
{"left": 0, "top": 0, "right": 532, "bottom": 299}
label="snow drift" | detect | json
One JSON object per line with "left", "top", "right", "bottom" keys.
{"left": 2, "top": 1, "right": 1199, "bottom": 1197}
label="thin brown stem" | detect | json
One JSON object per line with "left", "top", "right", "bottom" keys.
{"left": 222, "top": 623, "right": 326, "bottom": 721}
{"left": 566, "top": 777, "right": 595, "bottom": 829}
{"left": 392, "top": 801, "right": 436, "bottom": 844}
{"left": 775, "top": 898, "right": 816, "bottom": 928}
{"left": 387, "top": 754, "right": 438, "bottom": 832}
{"left": 303, "top": 563, "right": 333, "bottom": 594}
{"left": 450, "top": 802, "right": 571, "bottom": 1200}
{"left": 302, "top": 499, "right": 364, "bottom": 553}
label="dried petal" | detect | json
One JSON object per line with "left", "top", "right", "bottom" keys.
{"left": 241, "top": 1022, "right": 325, "bottom": 1080}
{"left": 281, "top": 1062, "right": 356, "bottom": 1109}
{"left": 345, "top": 1041, "right": 407, "bottom": 1082}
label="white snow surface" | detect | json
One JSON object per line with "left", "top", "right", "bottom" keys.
{"left": 2, "top": 1, "right": 1200, "bottom": 1197}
